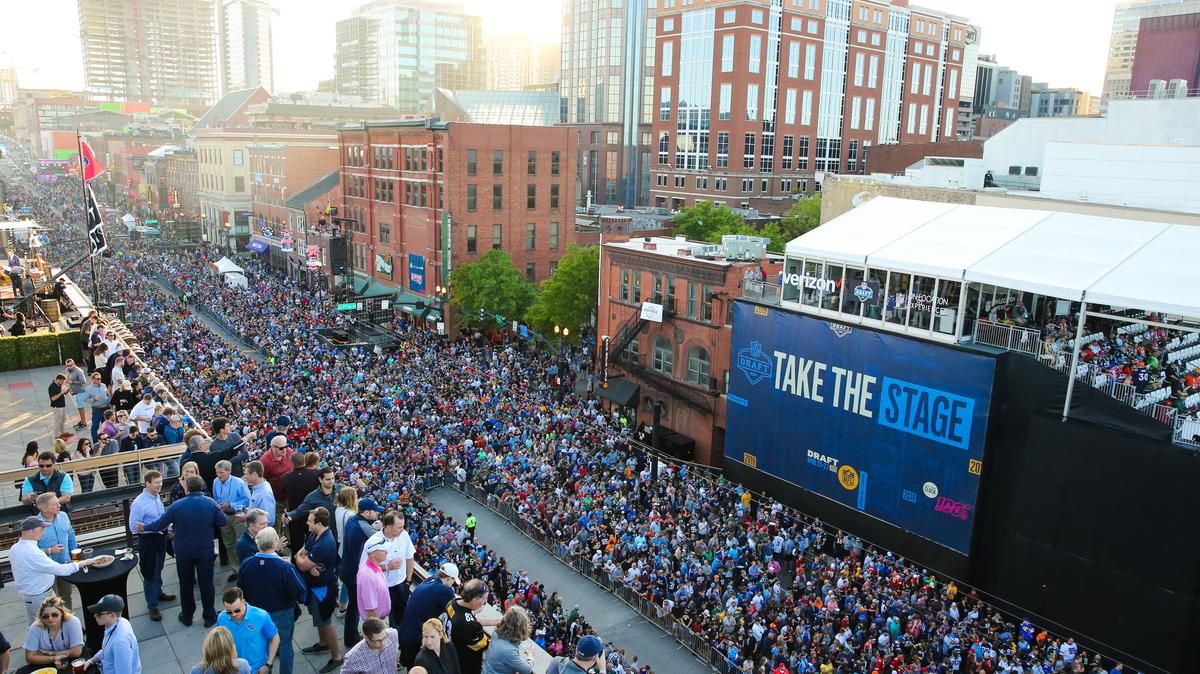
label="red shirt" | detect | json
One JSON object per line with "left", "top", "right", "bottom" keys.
{"left": 260, "top": 447, "right": 294, "bottom": 495}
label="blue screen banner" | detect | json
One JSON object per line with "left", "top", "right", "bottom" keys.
{"left": 408, "top": 253, "right": 425, "bottom": 293}
{"left": 727, "top": 303, "right": 995, "bottom": 554}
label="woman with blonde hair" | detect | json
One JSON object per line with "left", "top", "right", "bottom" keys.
{"left": 170, "top": 460, "right": 203, "bottom": 503}
{"left": 23, "top": 595, "right": 84, "bottom": 668}
{"left": 190, "top": 626, "right": 251, "bottom": 674}
{"left": 410, "top": 617, "right": 461, "bottom": 674}
{"left": 334, "top": 485, "right": 358, "bottom": 612}
{"left": 481, "top": 606, "right": 533, "bottom": 674}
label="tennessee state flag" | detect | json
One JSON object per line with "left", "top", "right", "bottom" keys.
{"left": 79, "top": 140, "right": 106, "bottom": 182}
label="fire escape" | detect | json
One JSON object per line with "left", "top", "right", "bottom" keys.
{"left": 610, "top": 300, "right": 719, "bottom": 416}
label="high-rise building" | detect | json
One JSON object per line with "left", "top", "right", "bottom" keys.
{"left": 78, "top": 0, "right": 220, "bottom": 105}
{"left": 649, "top": 0, "right": 971, "bottom": 210}
{"left": 1027, "top": 84, "right": 1094, "bottom": 118}
{"left": 560, "top": 0, "right": 657, "bottom": 208}
{"left": 334, "top": 1, "right": 486, "bottom": 113}
{"left": 1102, "top": 0, "right": 1200, "bottom": 105}
{"left": 484, "top": 34, "right": 561, "bottom": 91}
{"left": 218, "top": 0, "right": 277, "bottom": 95}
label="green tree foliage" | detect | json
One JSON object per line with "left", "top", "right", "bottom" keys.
{"left": 524, "top": 244, "right": 599, "bottom": 343}
{"left": 779, "top": 194, "right": 822, "bottom": 241}
{"left": 671, "top": 202, "right": 744, "bottom": 242}
{"left": 449, "top": 250, "right": 536, "bottom": 328}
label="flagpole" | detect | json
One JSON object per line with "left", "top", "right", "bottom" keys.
{"left": 77, "top": 132, "right": 102, "bottom": 307}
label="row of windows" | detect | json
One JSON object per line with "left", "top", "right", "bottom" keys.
{"left": 199, "top": 147, "right": 243, "bottom": 166}
{"left": 629, "top": 336, "right": 712, "bottom": 387}
{"left": 466, "top": 150, "right": 562, "bottom": 177}
{"left": 661, "top": 132, "right": 816, "bottom": 171}
{"left": 654, "top": 173, "right": 812, "bottom": 195}
{"left": 617, "top": 269, "right": 717, "bottom": 324}
{"left": 465, "top": 184, "right": 562, "bottom": 211}
{"left": 464, "top": 222, "right": 561, "bottom": 254}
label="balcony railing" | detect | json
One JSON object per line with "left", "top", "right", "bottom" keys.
{"left": 972, "top": 319, "right": 1043, "bottom": 357}
{"left": 740, "top": 280, "right": 782, "bottom": 306}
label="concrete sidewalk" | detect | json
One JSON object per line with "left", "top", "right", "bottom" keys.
{"left": 428, "top": 487, "right": 713, "bottom": 674}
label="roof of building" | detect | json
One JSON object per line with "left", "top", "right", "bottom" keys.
{"left": 428, "top": 88, "right": 560, "bottom": 126}
{"left": 607, "top": 236, "right": 781, "bottom": 267}
{"left": 787, "top": 196, "right": 1200, "bottom": 316}
{"left": 285, "top": 170, "right": 340, "bottom": 210}
{"left": 194, "top": 87, "right": 267, "bottom": 129}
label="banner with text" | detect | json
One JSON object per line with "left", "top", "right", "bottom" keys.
{"left": 727, "top": 303, "right": 995, "bottom": 554}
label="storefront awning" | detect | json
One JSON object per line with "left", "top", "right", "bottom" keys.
{"left": 597, "top": 377, "right": 640, "bottom": 408}
{"left": 245, "top": 239, "right": 269, "bottom": 253}
{"left": 395, "top": 289, "right": 443, "bottom": 322}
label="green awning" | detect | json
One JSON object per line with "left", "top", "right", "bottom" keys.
{"left": 394, "top": 289, "right": 443, "bottom": 321}
{"left": 351, "top": 274, "right": 397, "bottom": 298}
{"left": 597, "top": 377, "right": 640, "bottom": 408}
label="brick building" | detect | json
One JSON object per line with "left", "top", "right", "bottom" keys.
{"left": 248, "top": 142, "right": 340, "bottom": 272}
{"left": 337, "top": 120, "right": 577, "bottom": 320}
{"left": 1130, "top": 12, "right": 1200, "bottom": 94}
{"left": 650, "top": 0, "right": 971, "bottom": 209}
{"left": 282, "top": 171, "right": 342, "bottom": 288}
{"left": 596, "top": 234, "right": 783, "bottom": 465}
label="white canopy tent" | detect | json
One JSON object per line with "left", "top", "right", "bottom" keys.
{"left": 784, "top": 197, "right": 956, "bottom": 265}
{"left": 223, "top": 272, "right": 248, "bottom": 289}
{"left": 210, "top": 256, "right": 244, "bottom": 276}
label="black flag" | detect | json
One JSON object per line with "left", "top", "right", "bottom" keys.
{"left": 86, "top": 184, "right": 107, "bottom": 257}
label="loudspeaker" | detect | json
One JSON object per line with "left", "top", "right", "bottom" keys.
{"left": 329, "top": 236, "right": 348, "bottom": 275}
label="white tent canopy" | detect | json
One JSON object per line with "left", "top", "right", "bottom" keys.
{"left": 787, "top": 196, "right": 1200, "bottom": 318}
{"left": 223, "top": 272, "right": 248, "bottom": 289}
{"left": 210, "top": 256, "right": 244, "bottom": 276}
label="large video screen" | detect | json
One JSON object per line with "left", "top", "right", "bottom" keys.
{"left": 727, "top": 304, "right": 995, "bottom": 554}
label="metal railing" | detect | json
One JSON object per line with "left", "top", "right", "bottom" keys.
{"left": 0, "top": 444, "right": 186, "bottom": 512}
{"left": 739, "top": 280, "right": 781, "bottom": 306}
{"left": 972, "top": 319, "right": 1044, "bottom": 357}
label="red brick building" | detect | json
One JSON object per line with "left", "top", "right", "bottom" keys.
{"left": 1130, "top": 12, "right": 1200, "bottom": 95}
{"left": 650, "top": 0, "right": 971, "bottom": 209}
{"left": 281, "top": 171, "right": 342, "bottom": 288}
{"left": 337, "top": 120, "right": 577, "bottom": 316}
{"left": 596, "top": 234, "right": 782, "bottom": 466}
{"left": 248, "top": 140, "right": 340, "bottom": 272}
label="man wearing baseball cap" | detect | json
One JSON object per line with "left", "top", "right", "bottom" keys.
{"left": 398, "top": 561, "right": 460, "bottom": 668}
{"left": 264, "top": 415, "right": 292, "bottom": 448}
{"left": 85, "top": 594, "right": 140, "bottom": 673}
{"left": 549, "top": 635, "right": 607, "bottom": 674}
{"left": 356, "top": 539, "right": 392, "bottom": 622}
{"left": 357, "top": 510, "right": 416, "bottom": 629}
{"left": 9, "top": 517, "right": 97, "bottom": 623}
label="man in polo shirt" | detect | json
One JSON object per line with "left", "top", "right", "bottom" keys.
{"left": 85, "top": 595, "right": 140, "bottom": 674}
{"left": 356, "top": 540, "right": 391, "bottom": 622}
{"left": 35, "top": 493, "right": 77, "bottom": 609}
{"left": 342, "top": 618, "right": 400, "bottom": 674}
{"left": 217, "top": 587, "right": 280, "bottom": 674}
{"left": 259, "top": 435, "right": 293, "bottom": 529}
{"left": 240, "top": 528, "right": 305, "bottom": 674}
{"left": 358, "top": 510, "right": 415, "bottom": 628}
{"left": 20, "top": 452, "right": 73, "bottom": 511}
{"left": 144, "top": 475, "right": 227, "bottom": 627}
{"left": 9, "top": 517, "right": 96, "bottom": 623}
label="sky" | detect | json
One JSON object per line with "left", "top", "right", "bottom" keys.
{"left": 3, "top": 0, "right": 1120, "bottom": 95}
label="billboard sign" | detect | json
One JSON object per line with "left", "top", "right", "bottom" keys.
{"left": 727, "top": 304, "right": 995, "bottom": 553}
{"left": 408, "top": 253, "right": 426, "bottom": 293}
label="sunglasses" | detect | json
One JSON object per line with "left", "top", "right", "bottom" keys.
{"left": 40, "top": 612, "right": 61, "bottom": 620}
{"left": 38, "top": 463, "right": 54, "bottom": 468}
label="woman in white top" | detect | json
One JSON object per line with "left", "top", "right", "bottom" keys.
{"left": 24, "top": 595, "right": 85, "bottom": 668}
{"left": 334, "top": 486, "right": 358, "bottom": 613}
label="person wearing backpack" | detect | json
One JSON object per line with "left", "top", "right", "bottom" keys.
{"left": 548, "top": 635, "right": 606, "bottom": 674}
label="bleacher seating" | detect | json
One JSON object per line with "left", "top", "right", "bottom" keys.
{"left": 1168, "top": 344, "right": 1200, "bottom": 364}
{"left": 1135, "top": 387, "right": 1172, "bottom": 409}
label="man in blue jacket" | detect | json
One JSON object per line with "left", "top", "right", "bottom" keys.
{"left": 335, "top": 498, "right": 383, "bottom": 650}
{"left": 144, "top": 475, "right": 227, "bottom": 627}
{"left": 239, "top": 527, "right": 305, "bottom": 674}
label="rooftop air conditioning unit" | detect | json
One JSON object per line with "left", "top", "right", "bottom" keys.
{"left": 1167, "top": 79, "right": 1189, "bottom": 98}
{"left": 690, "top": 244, "right": 723, "bottom": 258}
{"left": 1148, "top": 80, "right": 1166, "bottom": 99}
{"left": 721, "top": 234, "right": 770, "bottom": 260}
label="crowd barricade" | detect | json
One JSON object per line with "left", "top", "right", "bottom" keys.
{"left": 972, "top": 319, "right": 1044, "bottom": 358}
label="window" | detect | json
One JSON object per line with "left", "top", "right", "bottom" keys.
{"left": 865, "top": 99, "right": 876, "bottom": 131}
{"left": 379, "top": 222, "right": 390, "bottom": 244}
{"left": 1007, "top": 166, "right": 1021, "bottom": 175}
{"left": 799, "top": 136, "right": 809, "bottom": 169}
{"left": 607, "top": 131, "right": 619, "bottom": 145}
{"left": 662, "top": 17, "right": 674, "bottom": 31}
{"left": 801, "top": 90, "right": 813, "bottom": 125}
{"left": 686, "top": 282, "right": 697, "bottom": 318}
{"left": 744, "top": 133, "right": 756, "bottom": 169}
{"left": 716, "top": 132, "right": 729, "bottom": 167}
{"left": 652, "top": 336, "right": 673, "bottom": 374}
{"left": 551, "top": 151, "right": 560, "bottom": 175}
{"left": 1025, "top": 166, "right": 1039, "bottom": 176}
{"left": 807, "top": 19, "right": 818, "bottom": 35}
{"left": 666, "top": 276, "right": 677, "bottom": 312}
{"left": 492, "top": 224, "right": 503, "bottom": 250}
{"left": 550, "top": 222, "right": 559, "bottom": 250}
{"left": 467, "top": 225, "right": 477, "bottom": 253}
{"left": 658, "top": 132, "right": 670, "bottom": 165}
{"left": 854, "top": 53, "right": 864, "bottom": 87}
{"left": 492, "top": 184, "right": 503, "bottom": 210}
{"left": 749, "top": 35, "right": 762, "bottom": 73}
{"left": 234, "top": 176, "right": 245, "bottom": 192}
{"left": 550, "top": 184, "right": 560, "bottom": 208}
{"left": 721, "top": 35, "right": 734, "bottom": 72}
{"left": 467, "top": 150, "right": 477, "bottom": 176}
{"left": 687, "top": 346, "right": 711, "bottom": 386}
{"left": 493, "top": 150, "right": 503, "bottom": 175}
{"left": 632, "top": 272, "right": 642, "bottom": 303}
{"left": 719, "top": 83, "right": 731, "bottom": 120}
{"left": 868, "top": 55, "right": 879, "bottom": 88}
{"left": 527, "top": 151, "right": 537, "bottom": 175}
{"left": 751, "top": 9, "right": 764, "bottom": 24}
{"left": 907, "top": 103, "right": 917, "bottom": 134}
{"left": 660, "top": 86, "right": 671, "bottom": 121}
{"left": 467, "top": 184, "right": 477, "bottom": 211}
{"left": 590, "top": 131, "right": 600, "bottom": 144}
{"left": 526, "top": 263, "right": 536, "bottom": 282}
{"left": 661, "top": 41, "right": 673, "bottom": 77}
{"left": 911, "top": 64, "right": 920, "bottom": 94}
{"left": 233, "top": 150, "right": 244, "bottom": 165}
{"left": 784, "top": 89, "right": 796, "bottom": 124}
{"left": 948, "top": 70, "right": 958, "bottom": 98}
{"left": 723, "top": 9, "right": 736, "bottom": 24}
{"left": 851, "top": 96, "right": 861, "bottom": 130}
{"left": 620, "top": 269, "right": 630, "bottom": 302}
{"left": 923, "top": 64, "right": 932, "bottom": 95}
{"left": 527, "top": 184, "right": 536, "bottom": 209}
{"left": 885, "top": 272, "right": 912, "bottom": 326}
{"left": 746, "top": 84, "right": 759, "bottom": 121}
{"left": 804, "top": 45, "right": 816, "bottom": 79}
{"left": 782, "top": 135, "right": 794, "bottom": 170}
{"left": 701, "top": 284, "right": 714, "bottom": 321}
{"left": 526, "top": 223, "right": 536, "bottom": 250}
{"left": 787, "top": 42, "right": 800, "bottom": 78}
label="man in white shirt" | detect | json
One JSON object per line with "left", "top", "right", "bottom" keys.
{"left": 129, "top": 393, "right": 158, "bottom": 434}
{"left": 358, "top": 511, "right": 415, "bottom": 628}
{"left": 10, "top": 517, "right": 97, "bottom": 623}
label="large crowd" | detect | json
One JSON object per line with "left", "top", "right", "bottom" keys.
{"left": 0, "top": 167, "right": 1135, "bottom": 674}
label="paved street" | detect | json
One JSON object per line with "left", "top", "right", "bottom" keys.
{"left": 429, "top": 487, "right": 714, "bottom": 674}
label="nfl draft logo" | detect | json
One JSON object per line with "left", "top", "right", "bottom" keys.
{"left": 827, "top": 322, "right": 853, "bottom": 338}
{"left": 736, "top": 341, "right": 774, "bottom": 385}
{"left": 853, "top": 281, "right": 874, "bottom": 303}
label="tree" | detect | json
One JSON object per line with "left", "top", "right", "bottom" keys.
{"left": 672, "top": 202, "right": 744, "bottom": 242}
{"left": 779, "top": 194, "right": 822, "bottom": 241}
{"left": 524, "top": 244, "right": 598, "bottom": 344}
{"left": 449, "top": 250, "right": 536, "bottom": 328}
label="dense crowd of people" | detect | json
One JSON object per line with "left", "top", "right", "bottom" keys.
{"left": 0, "top": 166, "right": 1136, "bottom": 674}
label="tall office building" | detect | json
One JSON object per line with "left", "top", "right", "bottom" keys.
{"left": 560, "top": 0, "right": 657, "bottom": 207}
{"left": 484, "top": 34, "right": 560, "bottom": 91}
{"left": 218, "top": 0, "right": 277, "bottom": 95}
{"left": 650, "top": 0, "right": 970, "bottom": 209}
{"left": 78, "top": 0, "right": 219, "bottom": 105}
{"left": 334, "top": 0, "right": 486, "bottom": 113}
{"left": 1102, "top": 0, "right": 1200, "bottom": 105}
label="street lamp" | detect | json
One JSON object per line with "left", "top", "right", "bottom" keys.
{"left": 553, "top": 324, "right": 570, "bottom": 347}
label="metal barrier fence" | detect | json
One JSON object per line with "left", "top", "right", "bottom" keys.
{"left": 450, "top": 478, "right": 734, "bottom": 673}
{"left": 739, "top": 281, "right": 781, "bottom": 306}
{"left": 156, "top": 274, "right": 262, "bottom": 353}
{"left": 972, "top": 319, "right": 1044, "bottom": 357}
